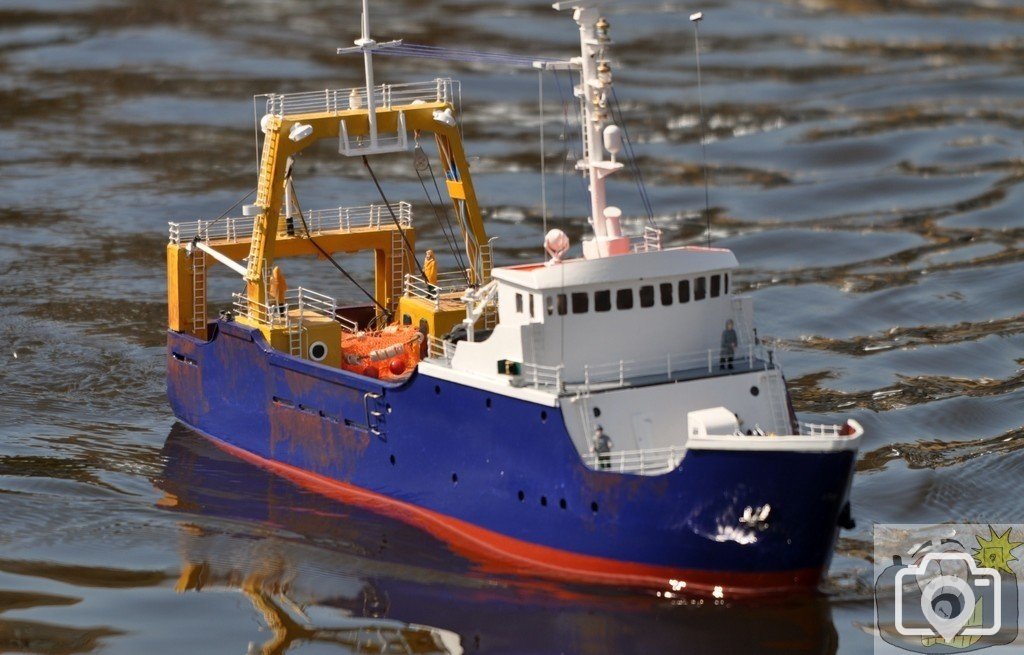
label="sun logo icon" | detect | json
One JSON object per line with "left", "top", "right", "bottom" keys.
{"left": 972, "top": 526, "right": 1023, "bottom": 574}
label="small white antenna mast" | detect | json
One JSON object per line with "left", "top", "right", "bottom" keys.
{"left": 690, "top": 11, "right": 711, "bottom": 248}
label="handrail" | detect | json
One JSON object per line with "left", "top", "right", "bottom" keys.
{"left": 582, "top": 445, "right": 683, "bottom": 476}
{"left": 403, "top": 272, "right": 466, "bottom": 305}
{"left": 261, "top": 78, "right": 458, "bottom": 118}
{"left": 169, "top": 202, "right": 412, "bottom": 244}
{"left": 231, "top": 287, "right": 357, "bottom": 333}
{"left": 514, "top": 343, "right": 769, "bottom": 391}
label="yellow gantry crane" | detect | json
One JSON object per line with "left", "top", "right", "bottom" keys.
{"left": 167, "top": 78, "right": 491, "bottom": 363}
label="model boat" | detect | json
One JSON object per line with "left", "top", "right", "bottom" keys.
{"left": 166, "top": 0, "right": 862, "bottom": 596}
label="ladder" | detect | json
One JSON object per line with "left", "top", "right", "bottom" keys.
{"left": 192, "top": 248, "right": 207, "bottom": 339}
{"left": 766, "top": 373, "right": 791, "bottom": 435}
{"left": 479, "top": 240, "right": 497, "bottom": 328}
{"left": 389, "top": 227, "right": 405, "bottom": 309}
{"left": 287, "top": 313, "right": 304, "bottom": 358}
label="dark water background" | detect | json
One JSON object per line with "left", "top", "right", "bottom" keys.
{"left": 0, "top": 0, "right": 1022, "bottom": 652}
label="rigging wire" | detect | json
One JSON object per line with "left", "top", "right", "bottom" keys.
{"left": 287, "top": 176, "right": 392, "bottom": 318}
{"left": 539, "top": 69, "right": 548, "bottom": 243}
{"left": 691, "top": 14, "right": 712, "bottom": 248}
{"left": 194, "top": 187, "right": 257, "bottom": 243}
{"left": 365, "top": 43, "right": 565, "bottom": 69}
{"left": 609, "top": 86, "right": 656, "bottom": 226}
{"left": 362, "top": 156, "right": 430, "bottom": 283}
{"left": 421, "top": 146, "right": 470, "bottom": 277}
{"left": 412, "top": 144, "right": 469, "bottom": 281}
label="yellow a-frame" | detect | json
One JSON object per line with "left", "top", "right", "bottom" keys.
{"left": 167, "top": 79, "right": 491, "bottom": 366}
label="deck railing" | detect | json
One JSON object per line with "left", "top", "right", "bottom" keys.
{"left": 403, "top": 271, "right": 467, "bottom": 305}
{"left": 581, "top": 445, "right": 684, "bottom": 476}
{"left": 513, "top": 344, "right": 767, "bottom": 391}
{"left": 169, "top": 202, "right": 411, "bottom": 245}
{"left": 629, "top": 226, "right": 664, "bottom": 253}
{"left": 231, "top": 287, "right": 357, "bottom": 334}
{"left": 261, "top": 78, "right": 458, "bottom": 118}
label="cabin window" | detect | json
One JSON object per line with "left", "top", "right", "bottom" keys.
{"left": 639, "top": 285, "right": 655, "bottom": 308}
{"left": 595, "top": 290, "right": 611, "bottom": 312}
{"left": 546, "top": 296, "right": 554, "bottom": 316}
{"left": 660, "top": 282, "right": 673, "bottom": 306}
{"left": 402, "top": 314, "right": 412, "bottom": 325}
{"left": 515, "top": 293, "right": 523, "bottom": 313}
{"left": 529, "top": 294, "right": 535, "bottom": 318}
{"left": 694, "top": 277, "right": 707, "bottom": 301}
{"left": 556, "top": 293, "right": 568, "bottom": 316}
{"left": 571, "top": 292, "right": 589, "bottom": 314}
{"left": 616, "top": 288, "right": 634, "bottom": 310}
{"left": 724, "top": 273, "right": 730, "bottom": 294}
{"left": 710, "top": 274, "right": 721, "bottom": 298}
{"left": 679, "top": 280, "right": 690, "bottom": 303}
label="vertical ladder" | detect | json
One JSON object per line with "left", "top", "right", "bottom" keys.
{"left": 479, "top": 240, "right": 497, "bottom": 328}
{"left": 766, "top": 373, "right": 791, "bottom": 435}
{"left": 287, "top": 314, "right": 304, "bottom": 358}
{"left": 389, "top": 227, "right": 405, "bottom": 310}
{"left": 192, "top": 248, "right": 207, "bottom": 339}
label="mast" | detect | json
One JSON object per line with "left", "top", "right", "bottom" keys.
{"left": 554, "top": 2, "right": 629, "bottom": 259}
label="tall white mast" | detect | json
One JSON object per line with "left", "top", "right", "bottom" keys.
{"left": 554, "top": 2, "right": 628, "bottom": 259}
{"left": 337, "top": 0, "right": 402, "bottom": 152}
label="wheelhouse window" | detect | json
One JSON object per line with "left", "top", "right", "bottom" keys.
{"left": 679, "top": 280, "right": 690, "bottom": 303}
{"left": 556, "top": 293, "right": 568, "bottom": 316}
{"left": 595, "top": 290, "right": 611, "bottom": 312}
{"left": 529, "top": 294, "right": 535, "bottom": 318}
{"left": 639, "top": 285, "right": 655, "bottom": 308}
{"left": 724, "top": 273, "right": 730, "bottom": 294}
{"left": 694, "top": 277, "right": 707, "bottom": 301}
{"left": 546, "top": 296, "right": 554, "bottom": 316}
{"left": 616, "top": 288, "right": 634, "bottom": 310}
{"left": 515, "top": 293, "right": 523, "bottom": 313}
{"left": 660, "top": 282, "right": 673, "bottom": 306}
{"left": 710, "top": 274, "right": 721, "bottom": 298}
{"left": 571, "top": 292, "right": 589, "bottom": 314}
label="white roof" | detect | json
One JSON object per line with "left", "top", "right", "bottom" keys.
{"left": 491, "top": 246, "right": 738, "bottom": 291}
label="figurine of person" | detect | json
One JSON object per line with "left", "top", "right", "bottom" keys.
{"left": 720, "top": 319, "right": 738, "bottom": 370}
{"left": 422, "top": 249, "right": 438, "bottom": 298}
{"left": 269, "top": 266, "right": 288, "bottom": 319}
{"left": 592, "top": 425, "right": 613, "bottom": 470}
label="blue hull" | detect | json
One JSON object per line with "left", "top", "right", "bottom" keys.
{"left": 167, "top": 320, "right": 855, "bottom": 593}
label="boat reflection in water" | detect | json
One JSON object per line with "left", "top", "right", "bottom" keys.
{"left": 155, "top": 423, "right": 840, "bottom": 655}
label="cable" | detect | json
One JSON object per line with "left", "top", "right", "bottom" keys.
{"left": 419, "top": 144, "right": 470, "bottom": 277}
{"left": 609, "top": 86, "right": 656, "bottom": 226}
{"left": 194, "top": 187, "right": 257, "bottom": 243}
{"left": 539, "top": 69, "right": 548, "bottom": 246}
{"left": 362, "top": 156, "right": 430, "bottom": 283}
{"left": 692, "top": 16, "right": 712, "bottom": 248}
{"left": 413, "top": 146, "right": 466, "bottom": 274}
{"left": 288, "top": 178, "right": 391, "bottom": 319}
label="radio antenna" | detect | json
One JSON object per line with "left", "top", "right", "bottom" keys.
{"left": 690, "top": 11, "right": 711, "bottom": 248}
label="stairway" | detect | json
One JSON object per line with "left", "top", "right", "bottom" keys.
{"left": 192, "top": 248, "right": 207, "bottom": 339}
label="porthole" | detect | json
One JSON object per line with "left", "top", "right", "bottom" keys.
{"left": 591, "top": 502, "right": 599, "bottom": 513}
{"left": 308, "top": 341, "right": 328, "bottom": 361}
{"left": 518, "top": 490, "right": 525, "bottom": 502}
{"left": 559, "top": 498, "right": 567, "bottom": 510}
{"left": 592, "top": 407, "right": 601, "bottom": 418}
{"left": 540, "top": 495, "right": 548, "bottom": 507}
{"left": 750, "top": 386, "right": 760, "bottom": 397}
{"left": 389, "top": 454, "right": 396, "bottom": 465}
{"left": 452, "top": 473, "right": 458, "bottom": 484}
{"left": 434, "top": 385, "right": 441, "bottom": 396}
{"left": 485, "top": 398, "right": 492, "bottom": 410}
{"left": 540, "top": 410, "right": 548, "bottom": 423}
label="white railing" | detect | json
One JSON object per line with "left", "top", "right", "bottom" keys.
{"left": 231, "top": 287, "right": 357, "bottom": 334}
{"left": 426, "top": 335, "right": 455, "bottom": 363}
{"left": 169, "top": 202, "right": 412, "bottom": 245}
{"left": 798, "top": 421, "right": 847, "bottom": 438}
{"left": 404, "top": 271, "right": 467, "bottom": 305}
{"left": 517, "top": 363, "right": 564, "bottom": 390}
{"left": 262, "top": 78, "right": 458, "bottom": 117}
{"left": 574, "top": 344, "right": 766, "bottom": 391}
{"left": 582, "top": 445, "right": 684, "bottom": 476}
{"left": 630, "top": 226, "right": 664, "bottom": 253}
